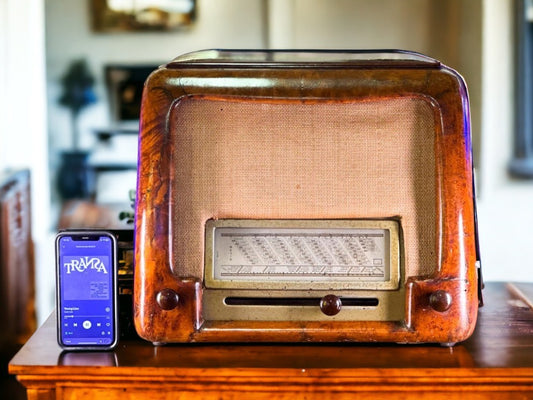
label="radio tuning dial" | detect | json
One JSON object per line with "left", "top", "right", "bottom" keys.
{"left": 320, "top": 294, "right": 342, "bottom": 316}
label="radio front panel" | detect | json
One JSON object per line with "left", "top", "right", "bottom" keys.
{"left": 202, "top": 219, "right": 404, "bottom": 322}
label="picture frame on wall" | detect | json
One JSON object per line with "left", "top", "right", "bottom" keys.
{"left": 91, "top": 0, "right": 196, "bottom": 32}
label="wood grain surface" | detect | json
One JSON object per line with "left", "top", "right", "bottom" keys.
{"left": 9, "top": 282, "right": 533, "bottom": 400}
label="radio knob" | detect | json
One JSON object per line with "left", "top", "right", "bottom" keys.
{"left": 429, "top": 290, "right": 452, "bottom": 312}
{"left": 320, "top": 294, "right": 342, "bottom": 316}
{"left": 156, "top": 288, "right": 180, "bottom": 310}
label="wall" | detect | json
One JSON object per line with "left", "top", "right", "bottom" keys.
{"left": 477, "top": 0, "right": 533, "bottom": 282}
{"left": 0, "top": 0, "right": 49, "bottom": 234}
{"left": 0, "top": 0, "right": 50, "bottom": 323}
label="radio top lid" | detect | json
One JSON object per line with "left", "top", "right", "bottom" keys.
{"left": 167, "top": 49, "right": 441, "bottom": 69}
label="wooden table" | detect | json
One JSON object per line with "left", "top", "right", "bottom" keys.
{"left": 9, "top": 282, "right": 533, "bottom": 400}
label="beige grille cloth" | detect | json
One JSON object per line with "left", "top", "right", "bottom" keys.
{"left": 169, "top": 97, "right": 437, "bottom": 279}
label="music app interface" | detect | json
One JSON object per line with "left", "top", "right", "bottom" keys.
{"left": 58, "top": 235, "right": 114, "bottom": 346}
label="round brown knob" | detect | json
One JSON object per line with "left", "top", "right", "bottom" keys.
{"left": 429, "top": 290, "right": 452, "bottom": 312}
{"left": 156, "top": 288, "right": 179, "bottom": 310}
{"left": 320, "top": 294, "right": 342, "bottom": 316}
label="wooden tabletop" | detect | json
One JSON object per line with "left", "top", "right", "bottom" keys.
{"left": 8, "top": 282, "right": 533, "bottom": 399}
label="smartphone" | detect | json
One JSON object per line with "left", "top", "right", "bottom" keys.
{"left": 56, "top": 231, "right": 118, "bottom": 350}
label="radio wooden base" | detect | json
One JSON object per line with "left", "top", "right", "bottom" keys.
{"left": 9, "top": 282, "right": 533, "bottom": 400}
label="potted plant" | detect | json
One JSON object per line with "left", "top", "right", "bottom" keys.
{"left": 56, "top": 59, "right": 97, "bottom": 199}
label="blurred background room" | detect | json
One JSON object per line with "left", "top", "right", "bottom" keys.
{"left": 0, "top": 0, "right": 530, "bottom": 364}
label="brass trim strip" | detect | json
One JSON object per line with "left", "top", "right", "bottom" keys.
{"left": 202, "top": 289, "right": 404, "bottom": 322}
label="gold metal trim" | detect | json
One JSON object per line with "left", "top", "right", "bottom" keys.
{"left": 202, "top": 289, "right": 405, "bottom": 322}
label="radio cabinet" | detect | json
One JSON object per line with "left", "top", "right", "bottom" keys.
{"left": 134, "top": 50, "right": 481, "bottom": 345}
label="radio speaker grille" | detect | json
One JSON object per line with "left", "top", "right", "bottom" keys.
{"left": 169, "top": 97, "right": 437, "bottom": 279}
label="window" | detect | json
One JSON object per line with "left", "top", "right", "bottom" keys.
{"left": 510, "top": 0, "right": 533, "bottom": 177}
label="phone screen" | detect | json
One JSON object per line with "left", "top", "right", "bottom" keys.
{"left": 56, "top": 232, "right": 117, "bottom": 349}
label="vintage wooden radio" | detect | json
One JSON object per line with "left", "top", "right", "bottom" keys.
{"left": 134, "top": 50, "right": 482, "bottom": 345}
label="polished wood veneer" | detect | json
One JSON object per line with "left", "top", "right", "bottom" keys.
{"left": 135, "top": 50, "right": 479, "bottom": 344}
{"left": 9, "top": 282, "right": 533, "bottom": 399}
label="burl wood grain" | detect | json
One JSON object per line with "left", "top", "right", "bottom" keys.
{"left": 134, "top": 51, "right": 479, "bottom": 344}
